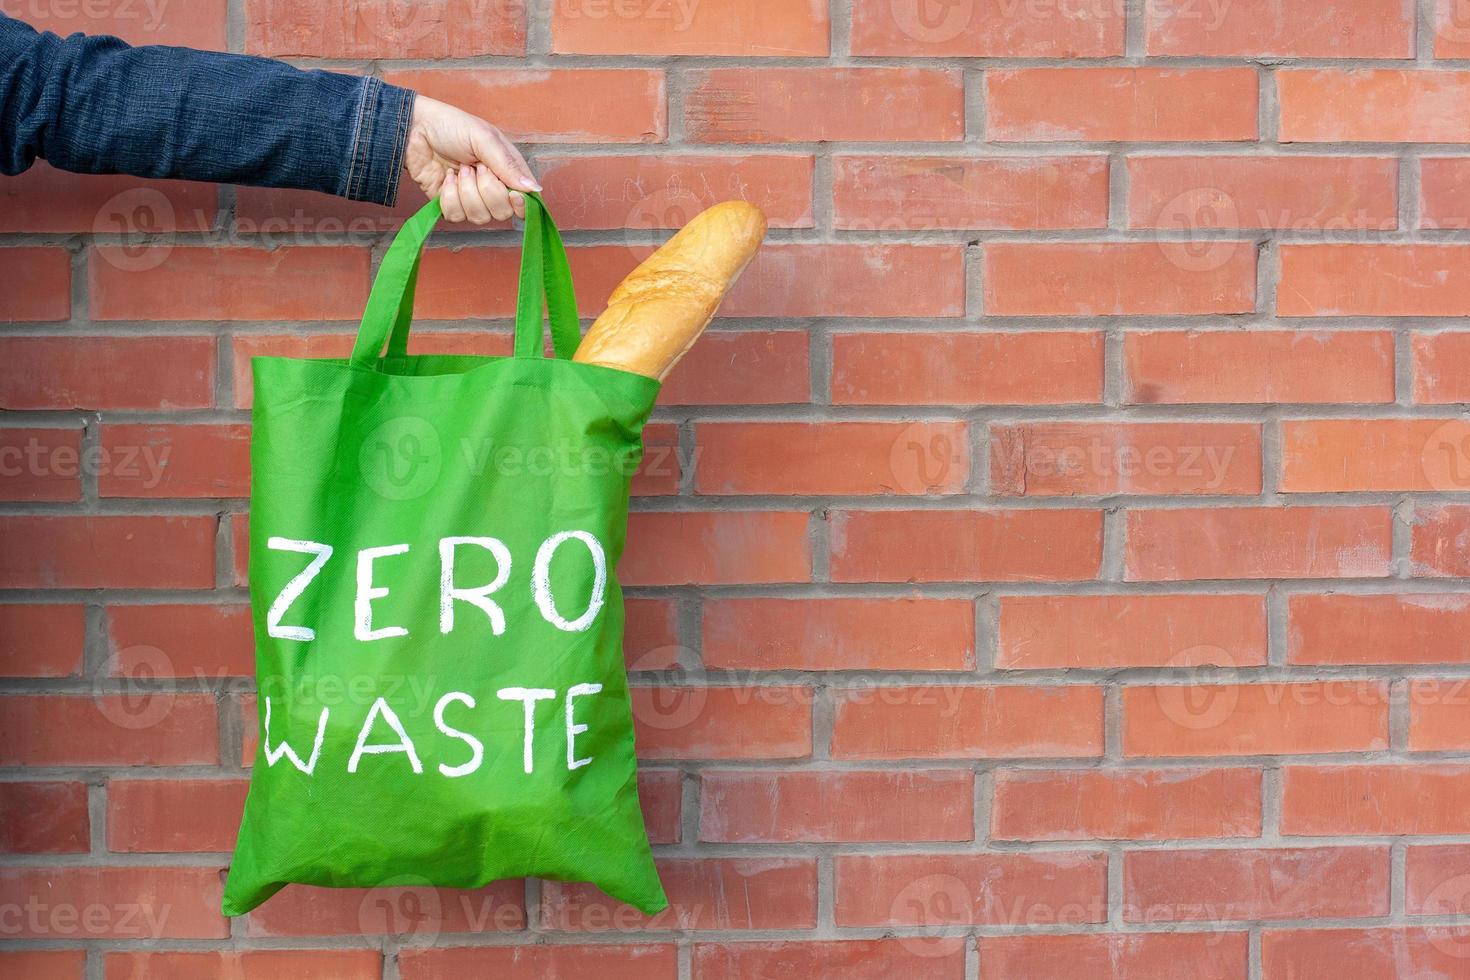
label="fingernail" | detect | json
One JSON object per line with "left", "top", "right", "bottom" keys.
{"left": 525, "top": 178, "right": 543, "bottom": 192}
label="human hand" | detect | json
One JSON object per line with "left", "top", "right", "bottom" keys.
{"left": 403, "top": 95, "right": 541, "bottom": 224}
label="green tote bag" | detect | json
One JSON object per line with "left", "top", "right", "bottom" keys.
{"left": 222, "top": 194, "right": 668, "bottom": 917}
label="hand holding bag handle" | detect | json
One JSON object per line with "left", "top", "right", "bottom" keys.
{"left": 349, "top": 193, "right": 582, "bottom": 368}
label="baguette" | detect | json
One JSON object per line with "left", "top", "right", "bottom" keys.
{"left": 573, "top": 200, "right": 767, "bottom": 380}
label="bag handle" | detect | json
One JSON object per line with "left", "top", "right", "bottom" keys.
{"left": 349, "top": 192, "right": 581, "bottom": 368}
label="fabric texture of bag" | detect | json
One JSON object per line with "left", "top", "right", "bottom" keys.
{"left": 222, "top": 194, "right": 668, "bottom": 916}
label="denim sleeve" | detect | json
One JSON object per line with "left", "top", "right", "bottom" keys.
{"left": 0, "top": 13, "right": 414, "bottom": 205}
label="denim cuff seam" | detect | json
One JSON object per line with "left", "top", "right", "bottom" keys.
{"left": 343, "top": 75, "right": 376, "bottom": 203}
{"left": 381, "top": 86, "right": 413, "bottom": 208}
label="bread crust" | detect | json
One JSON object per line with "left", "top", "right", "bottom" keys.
{"left": 573, "top": 201, "right": 767, "bottom": 379}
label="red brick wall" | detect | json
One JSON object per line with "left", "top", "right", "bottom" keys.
{"left": 4, "top": 0, "right": 1470, "bottom": 977}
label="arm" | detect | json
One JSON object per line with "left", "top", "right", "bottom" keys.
{"left": 0, "top": 13, "right": 538, "bottom": 218}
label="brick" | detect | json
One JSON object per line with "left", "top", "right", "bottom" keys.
{"left": 90, "top": 246, "right": 368, "bottom": 320}
{"left": 413, "top": 243, "right": 964, "bottom": 319}
{"left": 1282, "top": 765, "right": 1470, "bottom": 835}
{"left": 2, "top": 0, "right": 226, "bottom": 46}
{"left": 1282, "top": 418, "right": 1470, "bottom": 492}
{"left": 246, "top": 0, "right": 524, "bottom": 57}
{"left": 703, "top": 597, "right": 975, "bottom": 671}
{"left": 1126, "top": 330, "right": 1396, "bottom": 405}
{"left": 541, "top": 858, "right": 817, "bottom": 931}
{"left": 1413, "top": 331, "right": 1470, "bottom": 403}
{"left": 553, "top": 0, "right": 826, "bottom": 55}
{"left": 1406, "top": 844, "right": 1470, "bottom": 914}
{"left": 401, "top": 945, "right": 675, "bottom": 980}
{"left": 657, "top": 331, "right": 810, "bottom": 406}
{"left": 694, "top": 940, "right": 963, "bottom": 980}
{"left": 0, "top": 248, "right": 70, "bottom": 321}
{"left": 722, "top": 245, "right": 965, "bottom": 317}
{"left": 233, "top": 185, "right": 424, "bottom": 234}
{"left": 833, "top": 155, "right": 1109, "bottom": 230}
{"left": 0, "top": 336, "right": 215, "bottom": 410}
{"left": 108, "top": 951, "right": 383, "bottom": 980}
{"left": 1410, "top": 504, "right": 1470, "bottom": 577}
{"left": 1280, "top": 70, "right": 1470, "bottom": 142}
{"left": 832, "top": 331, "right": 1104, "bottom": 406}
{"left": 244, "top": 881, "right": 525, "bottom": 937}
{"left": 0, "top": 867, "right": 227, "bottom": 938}
{"left": 1123, "top": 681, "right": 1389, "bottom": 757}
{"left": 700, "top": 770, "right": 974, "bottom": 842}
{"left": 99, "top": 424, "right": 250, "bottom": 498}
{"left": 1125, "top": 847, "right": 1390, "bottom": 922}
{"left": 0, "top": 695, "right": 219, "bottom": 766}
{"left": 623, "top": 598, "right": 681, "bottom": 670}
{"left": 0, "top": 781, "right": 89, "bottom": 853}
{"left": 0, "top": 515, "right": 218, "bottom": 589}
{"left": 240, "top": 693, "right": 258, "bottom": 765}
{"left": 1147, "top": 0, "right": 1411, "bottom": 56}
{"left": 631, "top": 423, "right": 680, "bottom": 497}
{"left": 622, "top": 512, "right": 810, "bottom": 585}
{"left": 1125, "top": 507, "right": 1392, "bottom": 580}
{"left": 631, "top": 686, "right": 811, "bottom": 760}
{"left": 1420, "top": 157, "right": 1470, "bottom": 230}
{"left": 0, "top": 162, "right": 218, "bottom": 233}
{"left": 537, "top": 154, "right": 814, "bottom": 229}
{"left": 0, "top": 604, "right": 85, "bottom": 677}
{"left": 831, "top": 685, "right": 1104, "bottom": 759}
{"left": 638, "top": 770, "right": 682, "bottom": 845}
{"left": 835, "top": 852, "right": 1107, "bottom": 927}
{"left": 994, "top": 768, "right": 1261, "bottom": 842}
{"left": 686, "top": 68, "right": 963, "bottom": 143}
{"left": 1127, "top": 156, "right": 1398, "bottom": 230}
{"left": 991, "top": 422, "right": 1261, "bottom": 496}
{"left": 385, "top": 69, "right": 666, "bottom": 143}
{"left": 851, "top": 0, "right": 1122, "bottom": 56}
{"left": 1263, "top": 927, "right": 1470, "bottom": 979}
{"left": 987, "top": 68, "right": 1258, "bottom": 142}
{"left": 107, "top": 779, "right": 248, "bottom": 852}
{"left": 1438, "top": 0, "right": 1470, "bottom": 57}
{"left": 695, "top": 421, "right": 969, "bottom": 495}
{"left": 985, "top": 243, "right": 1256, "bottom": 316}
{"left": 0, "top": 427, "right": 82, "bottom": 501}
{"left": 1408, "top": 679, "right": 1470, "bottom": 751}
{"left": 231, "top": 513, "right": 249, "bottom": 586}
{"left": 981, "top": 932, "right": 1250, "bottom": 980}
{"left": 1289, "top": 593, "right": 1470, "bottom": 665}
{"left": 999, "top": 594, "right": 1268, "bottom": 670}
{"left": 229, "top": 332, "right": 517, "bottom": 408}
{"left": 1280, "top": 244, "right": 1470, "bottom": 316}
{"left": 0, "top": 951, "right": 86, "bottom": 980}
{"left": 829, "top": 509, "right": 1103, "bottom": 583}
